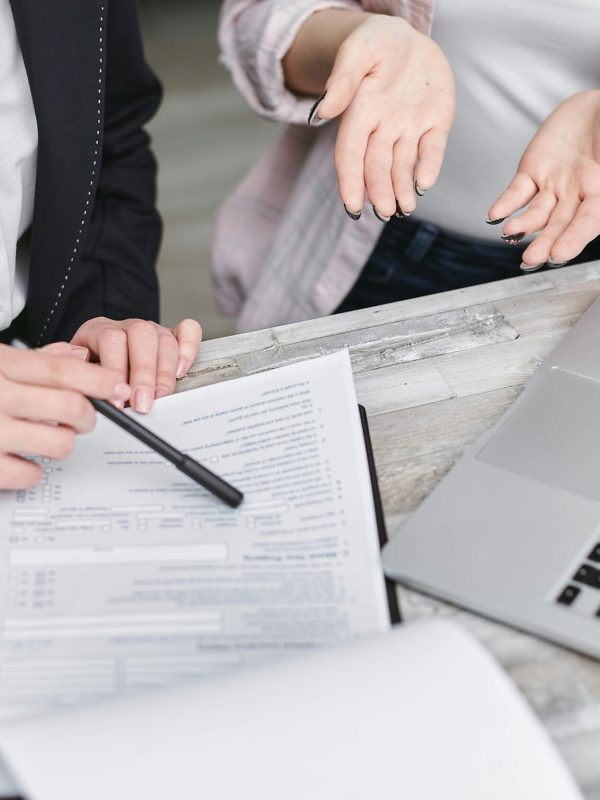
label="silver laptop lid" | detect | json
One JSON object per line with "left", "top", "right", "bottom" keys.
{"left": 382, "top": 296, "right": 600, "bottom": 658}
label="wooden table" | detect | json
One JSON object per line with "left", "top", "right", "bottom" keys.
{"left": 179, "top": 261, "right": 600, "bottom": 799}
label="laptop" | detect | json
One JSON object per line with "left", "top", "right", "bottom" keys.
{"left": 382, "top": 295, "right": 600, "bottom": 659}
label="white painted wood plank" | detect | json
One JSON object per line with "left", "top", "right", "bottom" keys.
{"left": 437, "top": 326, "right": 569, "bottom": 399}
{"left": 186, "top": 304, "right": 518, "bottom": 389}
{"left": 196, "top": 273, "right": 554, "bottom": 363}
{"left": 193, "top": 261, "right": 600, "bottom": 367}
{"left": 354, "top": 362, "right": 453, "bottom": 415}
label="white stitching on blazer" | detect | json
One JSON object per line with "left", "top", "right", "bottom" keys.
{"left": 37, "top": 2, "right": 106, "bottom": 345}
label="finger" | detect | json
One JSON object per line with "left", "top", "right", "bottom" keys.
{"left": 415, "top": 128, "right": 448, "bottom": 194}
{"left": 155, "top": 332, "right": 179, "bottom": 400}
{"left": 40, "top": 342, "right": 73, "bottom": 356}
{"left": 42, "top": 342, "right": 89, "bottom": 361}
{"left": 391, "top": 136, "right": 419, "bottom": 215}
{"left": 488, "top": 172, "right": 538, "bottom": 222}
{"left": 0, "top": 453, "right": 41, "bottom": 490}
{"left": 317, "top": 38, "right": 372, "bottom": 122}
{"left": 364, "top": 129, "right": 396, "bottom": 220}
{"left": 72, "top": 319, "right": 128, "bottom": 405}
{"left": 70, "top": 317, "right": 108, "bottom": 356}
{"left": 520, "top": 199, "right": 580, "bottom": 267}
{"left": 502, "top": 189, "right": 557, "bottom": 238}
{"left": 97, "top": 326, "right": 129, "bottom": 385}
{"left": 549, "top": 195, "right": 600, "bottom": 264}
{"left": 334, "top": 106, "right": 371, "bottom": 215}
{"left": 0, "top": 416, "right": 76, "bottom": 460}
{"left": 126, "top": 321, "right": 159, "bottom": 414}
{"left": 69, "top": 346, "right": 91, "bottom": 361}
{"left": 0, "top": 347, "right": 131, "bottom": 404}
{"left": 0, "top": 382, "right": 96, "bottom": 433}
{"left": 174, "top": 319, "right": 202, "bottom": 379}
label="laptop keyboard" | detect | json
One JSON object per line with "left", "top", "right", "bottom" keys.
{"left": 556, "top": 542, "right": 600, "bottom": 616}
{"left": 588, "top": 543, "right": 600, "bottom": 562}
{"left": 556, "top": 585, "right": 581, "bottom": 606}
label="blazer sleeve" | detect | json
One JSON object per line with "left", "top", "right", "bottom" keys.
{"left": 55, "top": 0, "right": 162, "bottom": 341}
{"left": 219, "top": 0, "right": 361, "bottom": 125}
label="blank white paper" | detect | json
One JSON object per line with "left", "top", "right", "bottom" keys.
{"left": 0, "top": 620, "right": 582, "bottom": 800}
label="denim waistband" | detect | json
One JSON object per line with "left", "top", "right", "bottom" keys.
{"left": 384, "top": 214, "right": 524, "bottom": 259}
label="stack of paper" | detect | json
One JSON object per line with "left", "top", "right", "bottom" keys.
{"left": 0, "top": 352, "right": 389, "bottom": 723}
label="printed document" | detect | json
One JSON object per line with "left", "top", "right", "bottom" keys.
{"left": 0, "top": 351, "right": 390, "bottom": 722}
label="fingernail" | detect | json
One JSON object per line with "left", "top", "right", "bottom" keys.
{"left": 308, "top": 90, "right": 327, "bottom": 126}
{"left": 373, "top": 207, "right": 390, "bottom": 223}
{"left": 395, "top": 202, "right": 410, "bottom": 219}
{"left": 520, "top": 262, "right": 545, "bottom": 273}
{"left": 113, "top": 383, "right": 131, "bottom": 402}
{"left": 547, "top": 259, "right": 569, "bottom": 269}
{"left": 344, "top": 205, "right": 361, "bottom": 221}
{"left": 70, "top": 345, "right": 89, "bottom": 361}
{"left": 155, "top": 384, "right": 171, "bottom": 400}
{"left": 415, "top": 181, "right": 427, "bottom": 197}
{"left": 176, "top": 358, "right": 189, "bottom": 379}
{"left": 133, "top": 385, "right": 154, "bottom": 414}
{"left": 501, "top": 232, "right": 526, "bottom": 244}
{"left": 110, "top": 399, "right": 125, "bottom": 410}
{"left": 485, "top": 217, "right": 506, "bottom": 225}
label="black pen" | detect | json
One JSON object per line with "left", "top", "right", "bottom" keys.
{"left": 12, "top": 339, "right": 244, "bottom": 509}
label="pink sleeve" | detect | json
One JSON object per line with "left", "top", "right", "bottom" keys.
{"left": 219, "top": 0, "right": 362, "bottom": 125}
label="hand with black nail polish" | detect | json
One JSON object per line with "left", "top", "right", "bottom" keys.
{"left": 307, "top": 14, "right": 455, "bottom": 222}
{"left": 501, "top": 232, "right": 526, "bottom": 245}
{"left": 488, "top": 90, "right": 600, "bottom": 270}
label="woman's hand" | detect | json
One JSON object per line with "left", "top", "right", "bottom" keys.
{"left": 310, "top": 14, "right": 455, "bottom": 220}
{"left": 71, "top": 317, "right": 202, "bottom": 413}
{"left": 488, "top": 90, "right": 600, "bottom": 270}
{"left": 0, "top": 344, "right": 131, "bottom": 489}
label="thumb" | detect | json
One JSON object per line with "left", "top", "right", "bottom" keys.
{"left": 309, "top": 41, "right": 372, "bottom": 125}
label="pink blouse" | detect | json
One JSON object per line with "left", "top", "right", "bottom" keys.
{"left": 214, "top": 0, "right": 435, "bottom": 332}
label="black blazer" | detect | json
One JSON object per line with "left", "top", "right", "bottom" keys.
{"left": 7, "top": 0, "right": 162, "bottom": 346}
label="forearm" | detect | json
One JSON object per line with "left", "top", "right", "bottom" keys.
{"left": 282, "top": 9, "right": 370, "bottom": 96}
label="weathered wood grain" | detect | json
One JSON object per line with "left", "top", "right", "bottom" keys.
{"left": 180, "top": 261, "right": 600, "bottom": 798}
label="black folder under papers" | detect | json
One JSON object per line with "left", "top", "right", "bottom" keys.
{"left": 359, "top": 405, "right": 402, "bottom": 625}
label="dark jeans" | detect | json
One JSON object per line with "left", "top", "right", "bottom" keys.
{"left": 337, "top": 216, "right": 600, "bottom": 313}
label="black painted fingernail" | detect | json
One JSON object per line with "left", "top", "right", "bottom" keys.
{"left": 373, "top": 206, "right": 390, "bottom": 223}
{"left": 344, "top": 205, "right": 361, "bottom": 221}
{"left": 308, "top": 90, "right": 327, "bottom": 126}
{"left": 485, "top": 217, "right": 506, "bottom": 225}
{"left": 414, "top": 181, "right": 426, "bottom": 197}
{"left": 520, "top": 261, "right": 545, "bottom": 273}
{"left": 501, "top": 232, "right": 526, "bottom": 244}
{"left": 394, "top": 201, "right": 409, "bottom": 219}
{"left": 547, "top": 259, "right": 569, "bottom": 269}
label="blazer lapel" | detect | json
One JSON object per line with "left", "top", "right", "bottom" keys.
{"left": 9, "top": 0, "right": 106, "bottom": 343}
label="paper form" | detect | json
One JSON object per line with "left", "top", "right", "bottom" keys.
{"left": 0, "top": 350, "right": 390, "bottom": 722}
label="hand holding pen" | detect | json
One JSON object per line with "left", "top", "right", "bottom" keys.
{"left": 0, "top": 340, "right": 243, "bottom": 507}
{"left": 0, "top": 341, "right": 131, "bottom": 490}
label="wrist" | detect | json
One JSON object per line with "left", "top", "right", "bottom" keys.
{"left": 283, "top": 9, "right": 372, "bottom": 97}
